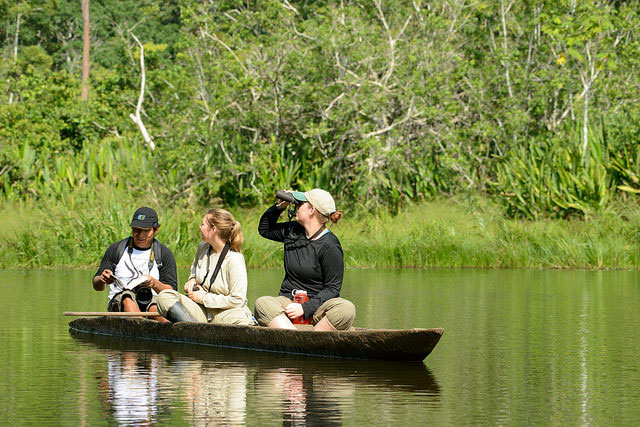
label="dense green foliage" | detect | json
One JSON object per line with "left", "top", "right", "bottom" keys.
{"left": 1, "top": 0, "right": 640, "bottom": 220}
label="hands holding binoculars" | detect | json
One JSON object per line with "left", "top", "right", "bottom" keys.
{"left": 275, "top": 190, "right": 301, "bottom": 209}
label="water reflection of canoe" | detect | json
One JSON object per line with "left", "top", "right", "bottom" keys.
{"left": 71, "top": 331, "right": 441, "bottom": 394}
{"left": 68, "top": 317, "right": 443, "bottom": 361}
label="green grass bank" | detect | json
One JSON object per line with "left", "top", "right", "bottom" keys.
{"left": 2, "top": 196, "right": 639, "bottom": 270}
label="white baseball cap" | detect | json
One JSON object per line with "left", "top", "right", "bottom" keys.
{"left": 291, "top": 189, "right": 336, "bottom": 217}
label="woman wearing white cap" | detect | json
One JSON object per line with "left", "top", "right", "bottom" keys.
{"left": 254, "top": 188, "right": 356, "bottom": 331}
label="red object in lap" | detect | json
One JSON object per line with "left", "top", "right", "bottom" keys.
{"left": 292, "top": 290, "right": 311, "bottom": 324}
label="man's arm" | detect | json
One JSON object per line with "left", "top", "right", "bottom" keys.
{"left": 139, "top": 275, "right": 173, "bottom": 292}
{"left": 93, "top": 241, "right": 122, "bottom": 291}
{"left": 93, "top": 270, "right": 113, "bottom": 291}
{"left": 157, "top": 244, "right": 178, "bottom": 290}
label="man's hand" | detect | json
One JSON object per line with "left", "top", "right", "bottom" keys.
{"left": 100, "top": 269, "right": 116, "bottom": 285}
{"left": 137, "top": 275, "right": 156, "bottom": 289}
{"left": 93, "top": 269, "right": 115, "bottom": 291}
{"left": 137, "top": 276, "right": 172, "bottom": 293}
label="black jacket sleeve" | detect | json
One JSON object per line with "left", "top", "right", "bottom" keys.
{"left": 258, "top": 204, "right": 291, "bottom": 242}
{"left": 94, "top": 239, "right": 125, "bottom": 278}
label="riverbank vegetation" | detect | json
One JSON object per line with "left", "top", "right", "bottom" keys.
{"left": 2, "top": 196, "right": 639, "bottom": 269}
{"left": 1, "top": 1, "right": 640, "bottom": 268}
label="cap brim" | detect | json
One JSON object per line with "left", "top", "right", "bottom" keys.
{"left": 130, "top": 221, "right": 154, "bottom": 229}
{"left": 291, "top": 191, "right": 307, "bottom": 202}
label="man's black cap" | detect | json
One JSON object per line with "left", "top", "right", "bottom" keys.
{"left": 130, "top": 207, "right": 159, "bottom": 229}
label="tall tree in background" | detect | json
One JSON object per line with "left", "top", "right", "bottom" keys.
{"left": 81, "top": 0, "right": 90, "bottom": 100}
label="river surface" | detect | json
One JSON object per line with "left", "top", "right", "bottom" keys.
{"left": 1, "top": 268, "right": 639, "bottom": 425}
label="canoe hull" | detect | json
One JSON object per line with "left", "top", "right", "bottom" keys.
{"left": 69, "top": 317, "right": 443, "bottom": 361}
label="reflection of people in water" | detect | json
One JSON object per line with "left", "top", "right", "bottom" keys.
{"left": 255, "top": 367, "right": 354, "bottom": 426}
{"left": 93, "top": 347, "right": 249, "bottom": 425}
{"left": 105, "top": 352, "right": 160, "bottom": 425}
{"left": 182, "top": 361, "right": 248, "bottom": 425}
{"left": 76, "top": 331, "right": 440, "bottom": 425}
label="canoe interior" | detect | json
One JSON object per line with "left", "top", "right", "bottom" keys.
{"left": 69, "top": 317, "right": 443, "bottom": 361}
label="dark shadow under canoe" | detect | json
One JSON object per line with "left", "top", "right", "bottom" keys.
{"left": 68, "top": 317, "right": 444, "bottom": 361}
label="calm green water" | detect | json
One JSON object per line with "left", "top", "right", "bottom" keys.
{"left": 1, "top": 268, "right": 639, "bottom": 425}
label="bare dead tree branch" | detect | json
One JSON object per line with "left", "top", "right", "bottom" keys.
{"left": 374, "top": 0, "right": 413, "bottom": 86}
{"left": 203, "top": 30, "right": 248, "bottom": 74}
{"left": 8, "top": 12, "right": 22, "bottom": 104}
{"left": 323, "top": 92, "right": 345, "bottom": 117}
{"left": 363, "top": 98, "right": 417, "bottom": 138}
{"left": 280, "top": 0, "right": 299, "bottom": 15}
{"left": 500, "top": 0, "right": 515, "bottom": 99}
{"left": 208, "top": 108, "right": 233, "bottom": 164}
{"left": 128, "top": 32, "right": 155, "bottom": 150}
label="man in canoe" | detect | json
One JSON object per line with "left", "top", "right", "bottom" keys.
{"left": 92, "top": 207, "right": 178, "bottom": 320}
{"left": 254, "top": 188, "right": 356, "bottom": 331}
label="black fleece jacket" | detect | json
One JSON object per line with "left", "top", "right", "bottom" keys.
{"left": 258, "top": 204, "right": 344, "bottom": 319}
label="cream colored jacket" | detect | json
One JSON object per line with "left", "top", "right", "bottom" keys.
{"left": 188, "top": 241, "right": 248, "bottom": 309}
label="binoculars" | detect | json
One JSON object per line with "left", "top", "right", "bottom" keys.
{"left": 276, "top": 191, "right": 302, "bottom": 220}
{"left": 276, "top": 190, "right": 301, "bottom": 205}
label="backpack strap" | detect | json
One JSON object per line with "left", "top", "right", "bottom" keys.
{"left": 152, "top": 239, "right": 163, "bottom": 269}
{"left": 112, "top": 237, "right": 131, "bottom": 272}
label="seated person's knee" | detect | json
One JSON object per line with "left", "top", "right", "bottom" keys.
{"left": 253, "top": 296, "right": 284, "bottom": 326}
{"left": 253, "top": 296, "right": 274, "bottom": 315}
{"left": 122, "top": 296, "right": 139, "bottom": 312}
{"left": 155, "top": 289, "right": 179, "bottom": 313}
{"left": 325, "top": 300, "right": 356, "bottom": 331}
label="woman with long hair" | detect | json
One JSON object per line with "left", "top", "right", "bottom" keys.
{"left": 156, "top": 208, "right": 254, "bottom": 325}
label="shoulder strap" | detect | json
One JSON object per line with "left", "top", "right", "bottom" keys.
{"left": 152, "top": 239, "right": 163, "bottom": 269}
{"left": 139, "top": 239, "right": 161, "bottom": 272}
{"left": 308, "top": 225, "right": 326, "bottom": 241}
{"left": 113, "top": 237, "right": 131, "bottom": 271}
{"left": 207, "top": 242, "right": 231, "bottom": 289}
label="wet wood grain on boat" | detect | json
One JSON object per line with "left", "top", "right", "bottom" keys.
{"left": 69, "top": 317, "right": 444, "bottom": 361}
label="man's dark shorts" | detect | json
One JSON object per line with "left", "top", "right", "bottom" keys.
{"left": 108, "top": 288, "right": 157, "bottom": 312}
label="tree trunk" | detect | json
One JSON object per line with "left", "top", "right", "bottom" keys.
{"left": 9, "top": 13, "right": 22, "bottom": 104}
{"left": 81, "top": 0, "right": 90, "bottom": 101}
{"left": 582, "top": 81, "right": 590, "bottom": 159}
{"left": 13, "top": 13, "right": 21, "bottom": 60}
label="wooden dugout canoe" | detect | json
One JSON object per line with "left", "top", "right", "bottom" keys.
{"left": 68, "top": 316, "right": 443, "bottom": 361}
